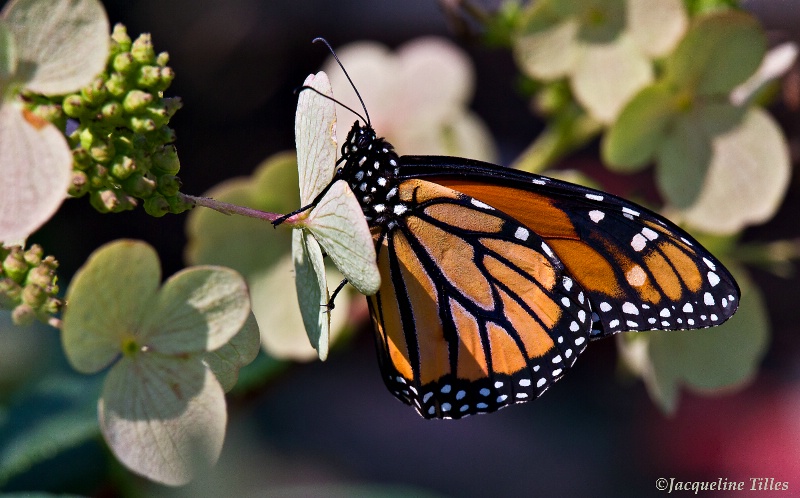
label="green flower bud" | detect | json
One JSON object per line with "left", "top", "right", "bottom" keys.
{"left": 137, "top": 65, "right": 162, "bottom": 89}
{"left": 90, "top": 189, "right": 135, "bottom": 213}
{"left": 123, "top": 173, "right": 157, "bottom": 197}
{"left": 30, "top": 103, "right": 64, "bottom": 125}
{"left": 63, "top": 94, "right": 87, "bottom": 118}
{"left": 12, "top": 303, "right": 35, "bottom": 326}
{"left": 156, "top": 51, "right": 169, "bottom": 67}
{"left": 106, "top": 72, "right": 128, "bottom": 97}
{"left": 24, "top": 245, "right": 43, "bottom": 267}
{"left": 159, "top": 66, "right": 175, "bottom": 89}
{"left": 27, "top": 265, "right": 54, "bottom": 289}
{"left": 42, "top": 297, "right": 62, "bottom": 316}
{"left": 111, "top": 23, "right": 132, "bottom": 52}
{"left": 123, "top": 90, "right": 153, "bottom": 114}
{"left": 79, "top": 127, "right": 95, "bottom": 151}
{"left": 162, "top": 97, "right": 182, "bottom": 117}
{"left": 110, "top": 155, "right": 137, "bottom": 180}
{"left": 101, "top": 101, "right": 123, "bottom": 123}
{"left": 144, "top": 195, "right": 170, "bottom": 217}
{"left": 72, "top": 147, "right": 92, "bottom": 170}
{"left": 22, "top": 283, "right": 46, "bottom": 308}
{"left": 89, "top": 165, "right": 111, "bottom": 190}
{"left": 131, "top": 33, "right": 155, "bottom": 64}
{"left": 81, "top": 77, "right": 108, "bottom": 106}
{"left": 90, "top": 138, "right": 115, "bottom": 164}
{"left": 155, "top": 126, "right": 176, "bottom": 144}
{"left": 3, "top": 248, "right": 29, "bottom": 283}
{"left": 69, "top": 171, "right": 90, "bottom": 197}
{"left": 152, "top": 145, "right": 180, "bottom": 175}
{"left": 113, "top": 52, "right": 136, "bottom": 75}
{"left": 0, "top": 277, "right": 22, "bottom": 307}
{"left": 166, "top": 194, "right": 193, "bottom": 214}
{"left": 157, "top": 174, "right": 181, "bottom": 196}
{"left": 130, "top": 116, "right": 156, "bottom": 133}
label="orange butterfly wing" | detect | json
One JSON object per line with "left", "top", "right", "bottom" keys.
{"left": 367, "top": 179, "right": 591, "bottom": 419}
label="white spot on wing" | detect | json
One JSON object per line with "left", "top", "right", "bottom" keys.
{"left": 589, "top": 210, "right": 605, "bottom": 223}
{"left": 470, "top": 198, "right": 493, "bottom": 210}
{"left": 631, "top": 233, "right": 647, "bottom": 252}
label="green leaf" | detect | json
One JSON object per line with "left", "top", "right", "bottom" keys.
{"left": 603, "top": 82, "right": 677, "bottom": 170}
{"left": 680, "top": 106, "right": 791, "bottom": 234}
{"left": 655, "top": 103, "right": 745, "bottom": 208}
{"left": 184, "top": 152, "right": 298, "bottom": 273}
{"left": 629, "top": 268, "right": 769, "bottom": 414}
{"left": 0, "top": 374, "right": 101, "bottom": 486}
{"left": 203, "top": 312, "right": 260, "bottom": 392}
{"left": 2, "top": 0, "right": 109, "bottom": 95}
{"left": 295, "top": 72, "right": 337, "bottom": 204}
{"left": 305, "top": 180, "right": 380, "bottom": 296}
{"left": 62, "top": 240, "right": 161, "bottom": 374}
{"left": 0, "top": 101, "right": 73, "bottom": 242}
{"left": 99, "top": 355, "right": 226, "bottom": 486}
{"left": 0, "top": 20, "right": 17, "bottom": 82}
{"left": 292, "top": 229, "right": 329, "bottom": 360}
{"left": 666, "top": 10, "right": 766, "bottom": 96}
{"left": 140, "top": 265, "right": 250, "bottom": 354}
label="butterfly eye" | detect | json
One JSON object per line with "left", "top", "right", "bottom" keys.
{"left": 357, "top": 134, "right": 370, "bottom": 148}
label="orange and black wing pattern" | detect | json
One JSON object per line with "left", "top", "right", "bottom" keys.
{"left": 367, "top": 179, "right": 591, "bottom": 419}
{"left": 400, "top": 156, "right": 740, "bottom": 340}
{"left": 335, "top": 121, "right": 738, "bottom": 420}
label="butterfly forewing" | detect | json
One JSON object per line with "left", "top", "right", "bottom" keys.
{"left": 367, "top": 179, "right": 591, "bottom": 419}
{"left": 399, "top": 156, "right": 740, "bottom": 339}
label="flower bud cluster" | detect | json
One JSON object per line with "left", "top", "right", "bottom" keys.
{"left": 28, "top": 24, "right": 191, "bottom": 217}
{"left": 0, "top": 244, "right": 62, "bottom": 326}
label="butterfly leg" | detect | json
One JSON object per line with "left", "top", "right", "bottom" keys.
{"left": 323, "top": 278, "right": 349, "bottom": 313}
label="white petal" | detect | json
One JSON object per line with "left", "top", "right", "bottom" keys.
{"left": 99, "top": 355, "right": 226, "bottom": 486}
{"left": 296, "top": 71, "right": 337, "bottom": 204}
{"left": 292, "top": 228, "right": 330, "bottom": 360}
{"left": 306, "top": 180, "right": 380, "bottom": 295}
{"left": 140, "top": 266, "right": 251, "bottom": 354}
{"left": 3, "top": 0, "right": 109, "bottom": 94}
{"left": 0, "top": 102, "right": 72, "bottom": 242}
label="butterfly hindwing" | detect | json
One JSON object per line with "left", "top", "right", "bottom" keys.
{"left": 398, "top": 156, "right": 740, "bottom": 339}
{"left": 367, "top": 179, "right": 591, "bottom": 419}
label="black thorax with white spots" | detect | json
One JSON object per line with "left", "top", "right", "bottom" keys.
{"left": 338, "top": 121, "right": 406, "bottom": 230}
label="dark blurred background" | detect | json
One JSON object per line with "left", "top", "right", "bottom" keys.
{"left": 24, "top": 0, "right": 800, "bottom": 496}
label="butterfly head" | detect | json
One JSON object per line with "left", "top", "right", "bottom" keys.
{"left": 339, "top": 121, "right": 404, "bottom": 228}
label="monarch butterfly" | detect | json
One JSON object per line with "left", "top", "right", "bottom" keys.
{"left": 282, "top": 39, "right": 740, "bottom": 420}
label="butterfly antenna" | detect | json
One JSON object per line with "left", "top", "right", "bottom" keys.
{"left": 294, "top": 85, "right": 368, "bottom": 124}
{"left": 312, "top": 37, "right": 371, "bottom": 126}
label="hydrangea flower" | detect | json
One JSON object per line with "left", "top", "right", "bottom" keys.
{"left": 603, "top": 11, "right": 791, "bottom": 234}
{"left": 322, "top": 37, "right": 496, "bottom": 161}
{"left": 61, "top": 240, "right": 258, "bottom": 485}
{"left": 0, "top": 0, "right": 108, "bottom": 242}
{"left": 513, "top": 0, "right": 688, "bottom": 123}
{"left": 288, "top": 71, "right": 379, "bottom": 359}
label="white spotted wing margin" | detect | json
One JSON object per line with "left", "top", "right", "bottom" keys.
{"left": 397, "top": 156, "right": 741, "bottom": 340}
{"left": 366, "top": 179, "right": 592, "bottom": 420}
